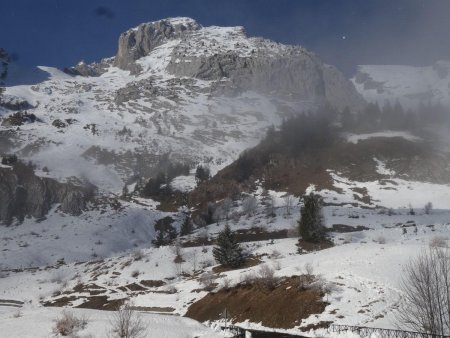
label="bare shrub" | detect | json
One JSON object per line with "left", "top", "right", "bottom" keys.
{"left": 131, "top": 249, "right": 144, "bottom": 261}
{"left": 242, "top": 196, "right": 258, "bottom": 216}
{"left": 304, "top": 262, "right": 314, "bottom": 276}
{"left": 424, "top": 202, "right": 433, "bottom": 215}
{"left": 53, "top": 310, "right": 87, "bottom": 337}
{"left": 429, "top": 236, "right": 448, "bottom": 248}
{"left": 239, "top": 272, "right": 255, "bottom": 285}
{"left": 13, "top": 308, "right": 22, "bottom": 318}
{"left": 283, "top": 195, "right": 294, "bottom": 216}
{"left": 270, "top": 250, "right": 282, "bottom": 259}
{"left": 397, "top": 247, "right": 450, "bottom": 335}
{"left": 221, "top": 277, "right": 231, "bottom": 290}
{"left": 256, "top": 264, "right": 277, "bottom": 289}
{"left": 109, "top": 303, "right": 147, "bottom": 338}
{"left": 199, "top": 271, "right": 215, "bottom": 290}
{"left": 272, "top": 260, "right": 282, "bottom": 271}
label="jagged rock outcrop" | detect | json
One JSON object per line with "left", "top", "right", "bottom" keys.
{"left": 114, "top": 17, "right": 201, "bottom": 70}
{"left": 63, "top": 59, "right": 113, "bottom": 77}
{"left": 0, "top": 162, "right": 94, "bottom": 224}
{"left": 0, "top": 95, "right": 33, "bottom": 111}
{"left": 113, "top": 17, "right": 364, "bottom": 110}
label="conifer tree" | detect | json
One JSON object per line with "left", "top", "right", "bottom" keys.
{"left": 213, "top": 224, "right": 244, "bottom": 268}
{"left": 298, "top": 193, "right": 326, "bottom": 242}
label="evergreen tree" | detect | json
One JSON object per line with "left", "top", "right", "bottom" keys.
{"left": 195, "top": 165, "right": 210, "bottom": 184}
{"left": 180, "top": 213, "right": 193, "bottom": 236}
{"left": 213, "top": 224, "right": 244, "bottom": 268}
{"left": 298, "top": 193, "right": 326, "bottom": 242}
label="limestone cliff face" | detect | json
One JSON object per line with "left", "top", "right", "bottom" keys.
{"left": 113, "top": 17, "right": 365, "bottom": 110}
{"left": 114, "top": 17, "right": 201, "bottom": 70}
{"left": 0, "top": 162, "right": 94, "bottom": 224}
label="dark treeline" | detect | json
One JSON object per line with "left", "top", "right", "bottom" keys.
{"left": 229, "top": 101, "right": 450, "bottom": 184}
{"left": 341, "top": 101, "right": 450, "bottom": 133}
{"left": 139, "top": 159, "right": 190, "bottom": 198}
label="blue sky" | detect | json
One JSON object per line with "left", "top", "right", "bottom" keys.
{"left": 1, "top": 0, "right": 449, "bottom": 75}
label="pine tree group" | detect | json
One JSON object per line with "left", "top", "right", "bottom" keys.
{"left": 298, "top": 193, "right": 326, "bottom": 242}
{"left": 213, "top": 224, "right": 244, "bottom": 268}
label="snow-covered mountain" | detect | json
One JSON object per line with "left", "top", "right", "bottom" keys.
{"left": 0, "top": 17, "right": 364, "bottom": 195}
{"left": 352, "top": 60, "right": 450, "bottom": 109}
{"left": 2, "top": 17, "right": 450, "bottom": 338}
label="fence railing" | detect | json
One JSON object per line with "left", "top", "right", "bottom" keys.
{"left": 329, "top": 324, "right": 450, "bottom": 338}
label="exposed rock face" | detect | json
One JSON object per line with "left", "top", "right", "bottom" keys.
{"left": 0, "top": 162, "right": 94, "bottom": 224}
{"left": 323, "top": 64, "right": 367, "bottom": 111}
{"left": 0, "top": 95, "right": 33, "bottom": 111}
{"left": 113, "top": 17, "right": 365, "bottom": 110}
{"left": 63, "top": 59, "right": 113, "bottom": 77}
{"left": 114, "top": 17, "right": 201, "bottom": 70}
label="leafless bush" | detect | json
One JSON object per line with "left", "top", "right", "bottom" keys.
{"left": 131, "top": 249, "right": 144, "bottom": 261}
{"left": 239, "top": 272, "right": 256, "bottom": 286}
{"left": 199, "top": 271, "right": 215, "bottom": 290}
{"left": 283, "top": 195, "right": 294, "bottom": 216}
{"left": 429, "top": 236, "right": 448, "bottom": 248}
{"left": 171, "top": 236, "right": 182, "bottom": 258}
{"left": 53, "top": 310, "right": 87, "bottom": 337}
{"left": 109, "top": 303, "right": 147, "bottom": 338}
{"left": 270, "top": 250, "right": 282, "bottom": 259}
{"left": 272, "top": 260, "right": 282, "bottom": 271}
{"left": 13, "top": 308, "right": 22, "bottom": 318}
{"left": 397, "top": 247, "right": 450, "bottom": 335}
{"left": 242, "top": 196, "right": 258, "bottom": 216}
{"left": 221, "top": 277, "right": 231, "bottom": 290}
{"left": 304, "top": 262, "right": 314, "bottom": 276}
{"left": 190, "top": 250, "right": 198, "bottom": 274}
{"left": 424, "top": 202, "right": 433, "bottom": 215}
{"left": 256, "top": 264, "right": 277, "bottom": 289}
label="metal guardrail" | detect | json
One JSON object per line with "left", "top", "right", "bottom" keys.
{"left": 329, "top": 324, "right": 450, "bottom": 338}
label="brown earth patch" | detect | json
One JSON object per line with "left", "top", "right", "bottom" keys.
{"left": 297, "top": 239, "right": 334, "bottom": 254}
{"left": 75, "top": 296, "right": 125, "bottom": 310}
{"left": 185, "top": 275, "right": 327, "bottom": 329}
{"left": 130, "top": 306, "right": 175, "bottom": 313}
{"left": 212, "top": 256, "right": 262, "bottom": 273}
{"left": 140, "top": 280, "right": 166, "bottom": 288}
{"left": 183, "top": 229, "right": 288, "bottom": 248}
{"left": 330, "top": 224, "right": 371, "bottom": 233}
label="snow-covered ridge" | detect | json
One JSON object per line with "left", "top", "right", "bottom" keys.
{"left": 352, "top": 60, "right": 450, "bottom": 108}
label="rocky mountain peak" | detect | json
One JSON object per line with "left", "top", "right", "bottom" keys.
{"left": 114, "top": 17, "right": 201, "bottom": 70}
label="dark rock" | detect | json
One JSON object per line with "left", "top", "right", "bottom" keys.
{"left": 114, "top": 18, "right": 201, "bottom": 70}
{"left": 52, "top": 119, "right": 66, "bottom": 129}
{"left": 0, "top": 96, "right": 33, "bottom": 111}
{"left": 1, "top": 111, "right": 38, "bottom": 127}
{"left": 0, "top": 162, "right": 95, "bottom": 224}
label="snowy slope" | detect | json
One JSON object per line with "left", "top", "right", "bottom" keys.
{"left": 352, "top": 61, "right": 450, "bottom": 109}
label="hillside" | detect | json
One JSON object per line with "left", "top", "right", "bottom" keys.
{"left": 1, "top": 16, "right": 450, "bottom": 338}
